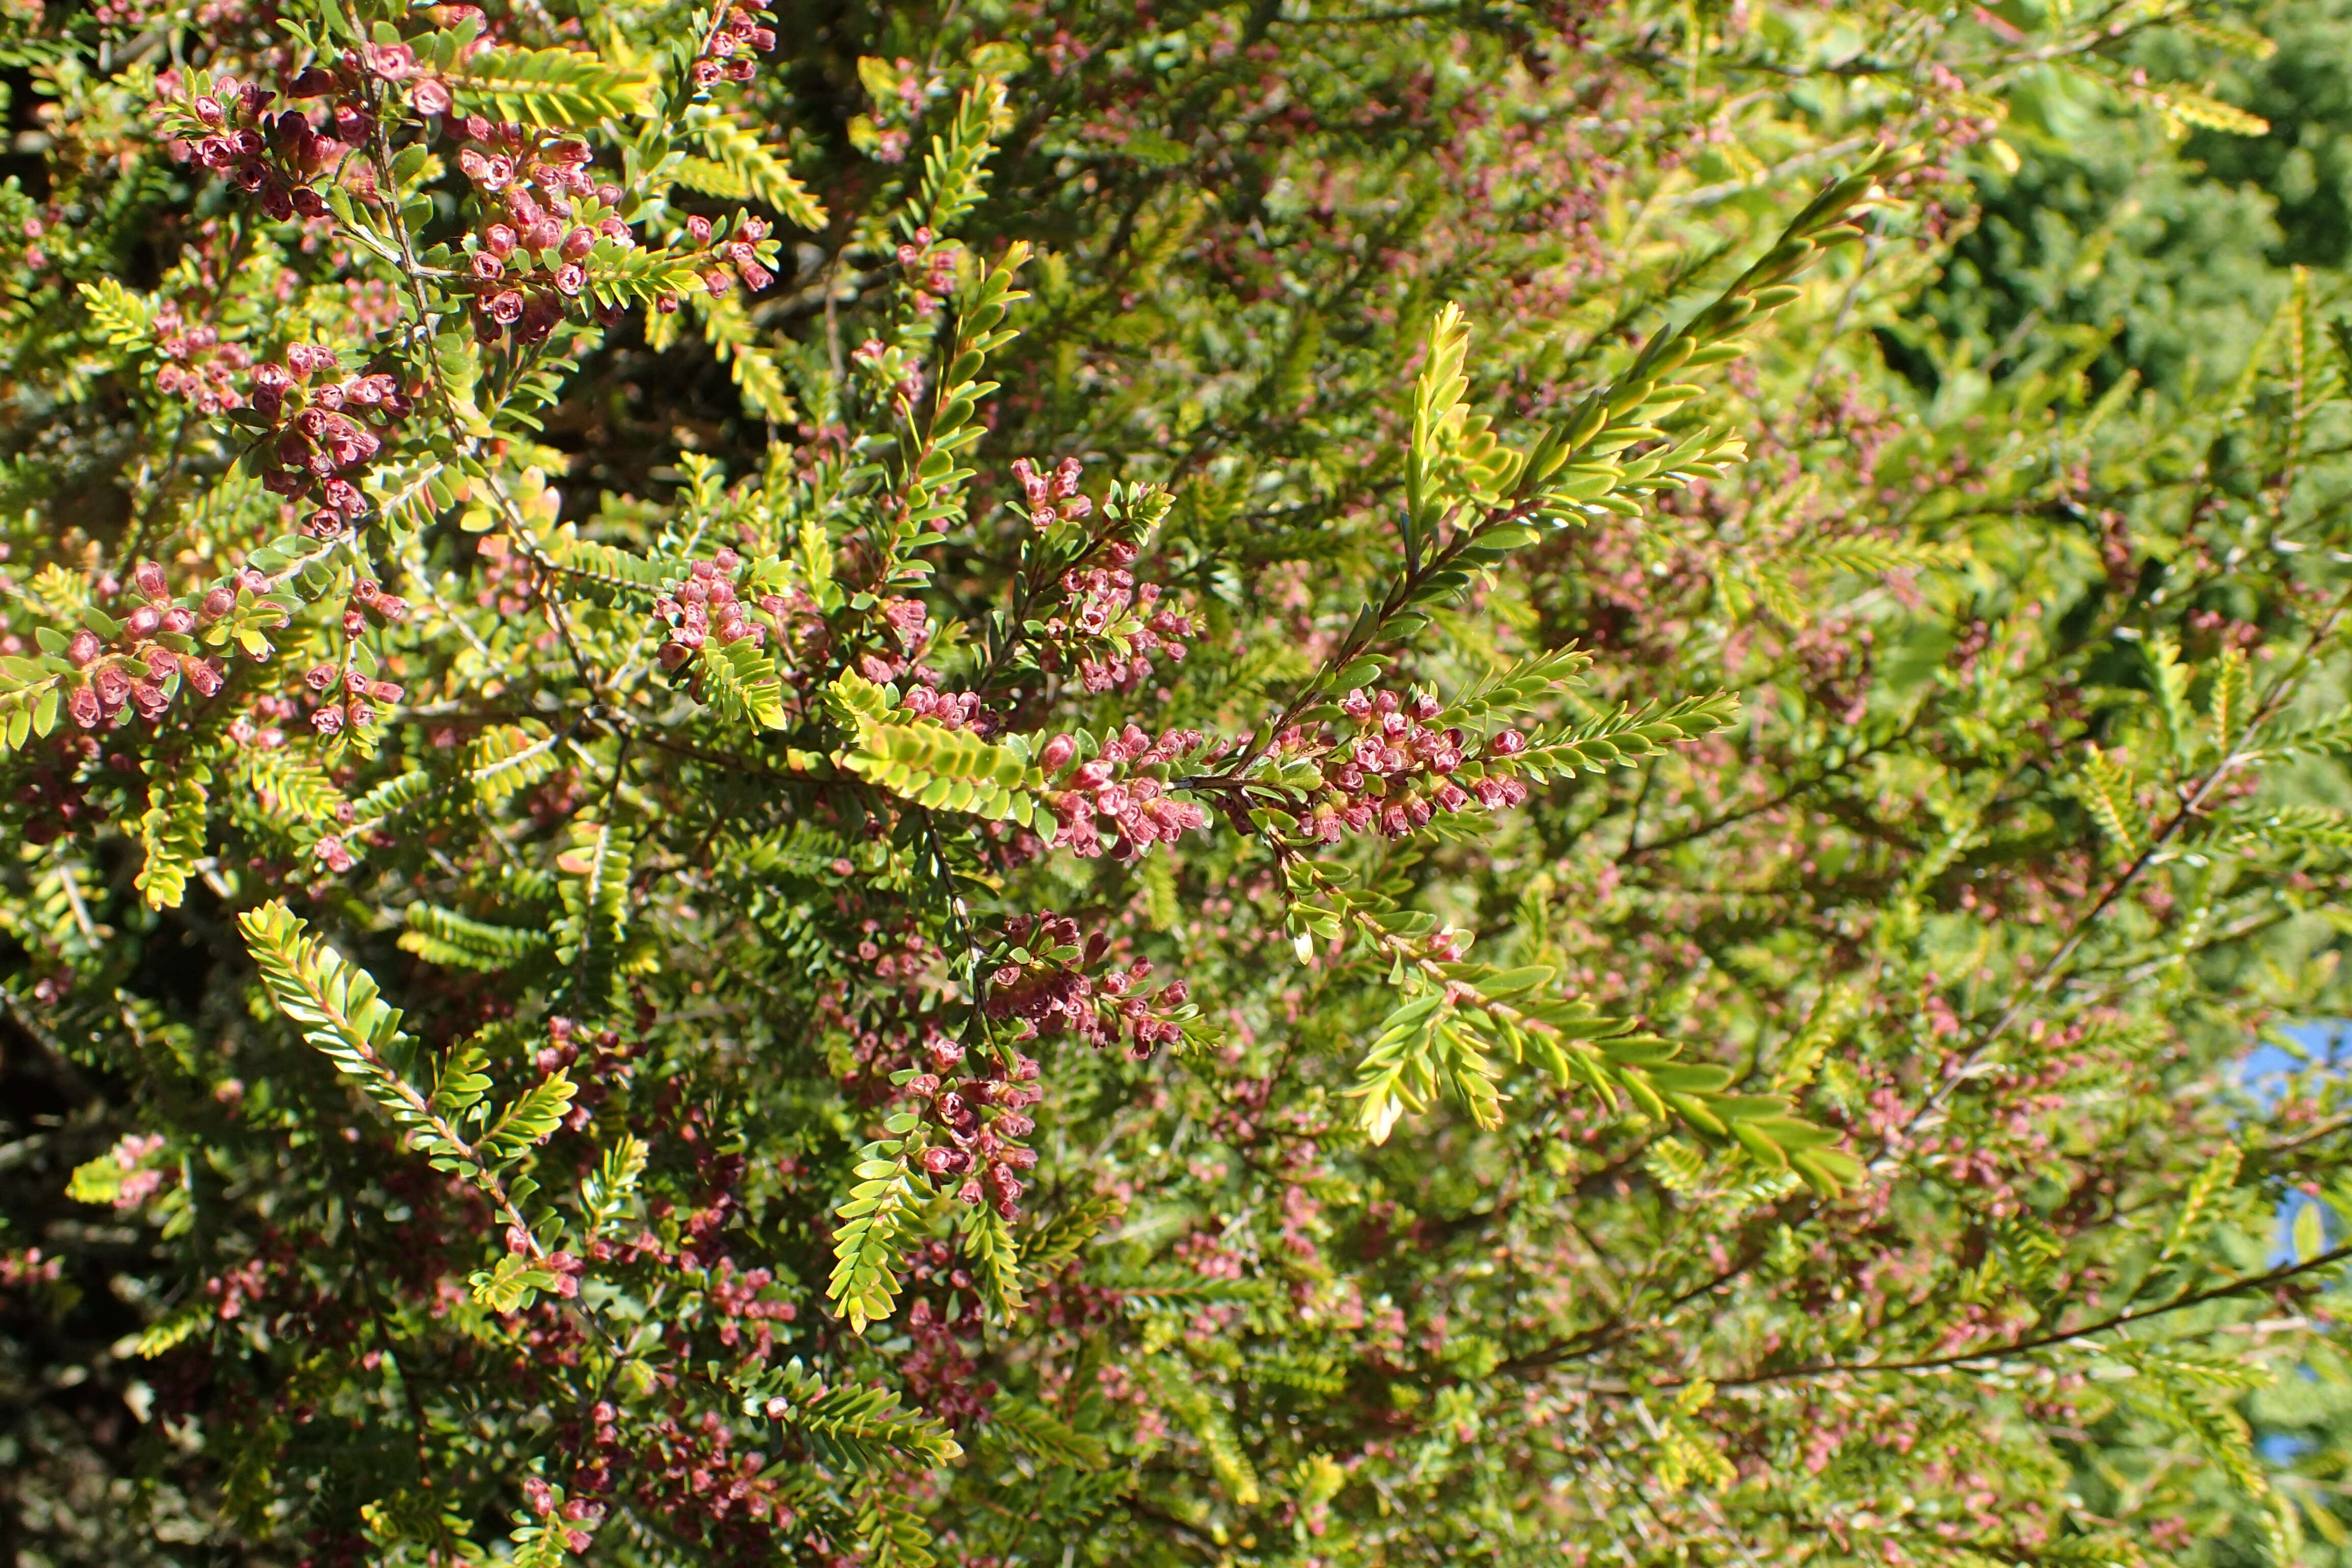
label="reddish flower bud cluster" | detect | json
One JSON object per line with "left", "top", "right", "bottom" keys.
{"left": 343, "top": 577, "right": 412, "bottom": 639}
{"left": 688, "top": 0, "right": 778, "bottom": 90}
{"left": 1009, "top": 454, "right": 1093, "bottom": 530}
{"left": 13, "top": 736, "right": 105, "bottom": 847}
{"left": 900, "top": 1290, "right": 994, "bottom": 1426}
{"left": 986, "top": 912, "right": 1192, "bottom": 1057}
{"left": 1040, "top": 724, "right": 1210, "bottom": 859}
{"left": 575, "top": 1398, "right": 796, "bottom": 1547}
{"left": 705, "top": 1256, "right": 797, "bottom": 1355}
{"left": 225, "top": 687, "right": 310, "bottom": 754}
{"left": 1290, "top": 689, "right": 1530, "bottom": 842}
{"left": 61, "top": 562, "right": 229, "bottom": 733}
{"left": 163, "top": 71, "right": 360, "bottom": 224}
{"left": 151, "top": 299, "right": 254, "bottom": 413}
{"left": 901, "top": 1039, "right": 1041, "bottom": 1220}
{"left": 244, "top": 346, "right": 413, "bottom": 533}
{"left": 537, "top": 1017, "right": 645, "bottom": 1132}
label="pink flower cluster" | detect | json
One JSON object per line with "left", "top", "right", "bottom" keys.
{"left": 300, "top": 657, "right": 403, "bottom": 739}
{"left": 689, "top": 0, "right": 779, "bottom": 89}
{"left": 346, "top": 37, "right": 460, "bottom": 117}
{"left": 897, "top": 684, "right": 989, "bottom": 732}
{"left": 902, "top": 1039, "right": 1042, "bottom": 1220}
{"left": 895, "top": 226, "right": 960, "bottom": 318}
{"left": 1010, "top": 455, "right": 1093, "bottom": 530}
{"left": 986, "top": 912, "right": 1192, "bottom": 1057}
{"left": 652, "top": 549, "right": 764, "bottom": 671}
{"left": 151, "top": 300, "right": 254, "bottom": 413}
{"left": 64, "top": 561, "right": 229, "bottom": 731}
{"left": 679, "top": 212, "right": 776, "bottom": 297}
{"left": 458, "top": 121, "right": 636, "bottom": 340}
{"left": 1039, "top": 724, "right": 1211, "bottom": 859}
{"left": 19, "top": 212, "right": 51, "bottom": 274}
{"left": 1289, "top": 689, "right": 1529, "bottom": 842}
{"left": 100, "top": 1133, "right": 171, "bottom": 1208}
{"left": 246, "top": 345, "right": 413, "bottom": 533}
{"left": 1048, "top": 569, "right": 1197, "bottom": 694}
{"left": 0, "top": 1247, "right": 63, "bottom": 1291}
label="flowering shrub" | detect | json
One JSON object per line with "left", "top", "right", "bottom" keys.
{"left": 7, "top": 1, "right": 2352, "bottom": 1565}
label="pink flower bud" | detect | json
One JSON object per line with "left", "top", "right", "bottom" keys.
{"left": 127, "top": 605, "right": 161, "bottom": 637}
{"left": 1487, "top": 728, "right": 1527, "bottom": 756}
{"left": 555, "top": 262, "right": 586, "bottom": 297}
{"left": 685, "top": 214, "right": 713, "bottom": 246}
{"left": 311, "top": 705, "right": 343, "bottom": 736}
{"left": 69, "top": 683, "right": 101, "bottom": 727}
{"left": 561, "top": 225, "right": 595, "bottom": 260}
{"left": 185, "top": 659, "right": 225, "bottom": 697}
{"left": 484, "top": 223, "right": 517, "bottom": 257}
{"left": 66, "top": 629, "right": 101, "bottom": 667}
{"left": 201, "top": 585, "right": 236, "bottom": 621}
{"left": 162, "top": 606, "right": 195, "bottom": 635}
{"left": 286, "top": 342, "right": 339, "bottom": 377}
{"left": 1039, "top": 734, "right": 1077, "bottom": 773}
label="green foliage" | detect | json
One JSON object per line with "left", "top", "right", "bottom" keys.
{"left": 828, "top": 1141, "right": 923, "bottom": 1334}
{"left": 134, "top": 764, "right": 209, "bottom": 910}
{"left": 453, "top": 46, "right": 650, "bottom": 128}
{"left": 16, "top": 2, "right": 2352, "bottom": 1566}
